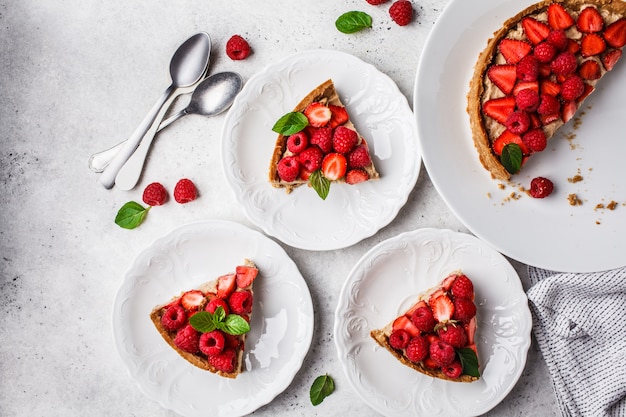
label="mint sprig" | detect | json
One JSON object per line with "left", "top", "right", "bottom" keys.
{"left": 189, "top": 306, "right": 250, "bottom": 336}
{"left": 272, "top": 112, "right": 309, "bottom": 135}
{"left": 115, "top": 201, "right": 150, "bottom": 229}
{"left": 309, "top": 169, "right": 331, "bottom": 200}
{"left": 310, "top": 374, "right": 335, "bottom": 406}
{"left": 457, "top": 347, "right": 480, "bottom": 378}
{"left": 500, "top": 143, "right": 523, "bottom": 174}
{"left": 335, "top": 11, "right": 372, "bottom": 34}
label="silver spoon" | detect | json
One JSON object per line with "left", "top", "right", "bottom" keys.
{"left": 88, "top": 72, "right": 243, "bottom": 173}
{"left": 98, "top": 32, "right": 211, "bottom": 189}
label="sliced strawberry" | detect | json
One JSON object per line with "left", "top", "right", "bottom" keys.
{"left": 602, "top": 48, "right": 622, "bottom": 71}
{"left": 464, "top": 317, "right": 477, "bottom": 345}
{"left": 216, "top": 273, "right": 237, "bottom": 298}
{"left": 541, "top": 113, "right": 561, "bottom": 125}
{"left": 492, "top": 130, "right": 529, "bottom": 155}
{"left": 321, "top": 153, "right": 347, "bottom": 180}
{"left": 345, "top": 169, "right": 369, "bottom": 185}
{"left": 303, "top": 102, "right": 331, "bottom": 127}
{"left": 498, "top": 39, "right": 532, "bottom": 64}
{"left": 235, "top": 265, "right": 258, "bottom": 288}
{"left": 441, "top": 274, "right": 457, "bottom": 291}
{"left": 538, "top": 63, "right": 552, "bottom": 78}
{"left": 405, "top": 300, "right": 428, "bottom": 317}
{"left": 561, "top": 100, "right": 578, "bottom": 123}
{"left": 578, "top": 59, "right": 601, "bottom": 80}
{"left": 430, "top": 295, "right": 454, "bottom": 322}
{"left": 604, "top": 18, "right": 626, "bottom": 48}
{"left": 566, "top": 39, "right": 581, "bottom": 54}
{"left": 540, "top": 79, "right": 561, "bottom": 96}
{"left": 512, "top": 81, "right": 539, "bottom": 96}
{"left": 487, "top": 64, "right": 517, "bottom": 94}
{"left": 181, "top": 290, "right": 204, "bottom": 310}
{"left": 577, "top": 83, "right": 594, "bottom": 103}
{"left": 581, "top": 33, "right": 606, "bottom": 57}
{"left": 522, "top": 17, "right": 551, "bottom": 44}
{"left": 428, "top": 288, "right": 445, "bottom": 305}
{"left": 547, "top": 3, "right": 574, "bottom": 30}
{"left": 482, "top": 96, "right": 516, "bottom": 124}
{"left": 577, "top": 7, "right": 604, "bottom": 33}
{"left": 328, "top": 104, "right": 349, "bottom": 129}
{"left": 392, "top": 315, "right": 420, "bottom": 337}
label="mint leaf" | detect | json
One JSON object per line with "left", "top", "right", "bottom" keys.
{"left": 310, "top": 374, "right": 335, "bottom": 406}
{"left": 221, "top": 314, "right": 251, "bottom": 335}
{"left": 189, "top": 308, "right": 250, "bottom": 336}
{"left": 189, "top": 311, "right": 217, "bottom": 333}
{"left": 500, "top": 143, "right": 523, "bottom": 174}
{"left": 335, "top": 11, "right": 372, "bottom": 34}
{"left": 309, "top": 169, "right": 331, "bottom": 200}
{"left": 272, "top": 112, "right": 308, "bottom": 135}
{"left": 115, "top": 201, "right": 150, "bottom": 229}
{"left": 213, "top": 306, "right": 226, "bottom": 323}
{"left": 457, "top": 347, "right": 480, "bottom": 378}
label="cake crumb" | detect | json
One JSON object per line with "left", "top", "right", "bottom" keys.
{"left": 497, "top": 183, "right": 505, "bottom": 190}
{"left": 568, "top": 174, "right": 583, "bottom": 183}
{"left": 607, "top": 201, "right": 618, "bottom": 210}
{"left": 568, "top": 194, "right": 582, "bottom": 206}
{"left": 486, "top": 192, "right": 491, "bottom": 199}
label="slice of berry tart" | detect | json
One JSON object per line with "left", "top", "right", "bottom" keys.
{"left": 370, "top": 271, "right": 480, "bottom": 382}
{"left": 149, "top": 259, "right": 259, "bottom": 378}
{"left": 269, "top": 79, "right": 380, "bottom": 200}
{"left": 467, "top": 0, "right": 626, "bottom": 180}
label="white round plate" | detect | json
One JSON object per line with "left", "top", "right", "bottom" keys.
{"left": 334, "top": 228, "right": 532, "bottom": 417}
{"left": 112, "top": 220, "right": 314, "bottom": 417}
{"left": 222, "top": 49, "right": 420, "bottom": 251}
{"left": 414, "top": 0, "right": 626, "bottom": 272}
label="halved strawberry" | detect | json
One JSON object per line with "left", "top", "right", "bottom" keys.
{"left": 566, "top": 39, "right": 581, "bottom": 54}
{"left": 561, "top": 100, "right": 578, "bottom": 123}
{"left": 482, "top": 96, "right": 516, "bottom": 124}
{"left": 392, "top": 315, "right": 420, "bottom": 337}
{"left": 512, "top": 81, "right": 539, "bottom": 96}
{"left": 235, "top": 265, "right": 258, "bottom": 288}
{"left": 328, "top": 104, "right": 349, "bottom": 129}
{"left": 602, "top": 48, "right": 622, "bottom": 71}
{"left": 345, "top": 169, "right": 369, "bottom": 185}
{"left": 487, "top": 64, "right": 517, "bottom": 94}
{"left": 492, "top": 130, "right": 530, "bottom": 155}
{"left": 304, "top": 102, "right": 331, "bottom": 127}
{"left": 430, "top": 295, "right": 454, "bottom": 322}
{"left": 181, "top": 290, "right": 204, "bottom": 310}
{"left": 498, "top": 39, "right": 532, "bottom": 64}
{"left": 216, "top": 273, "right": 237, "bottom": 298}
{"left": 547, "top": 3, "right": 574, "bottom": 30}
{"left": 321, "top": 153, "right": 347, "bottom": 180}
{"left": 581, "top": 33, "right": 606, "bottom": 57}
{"left": 540, "top": 79, "right": 561, "bottom": 96}
{"left": 522, "top": 17, "right": 550, "bottom": 44}
{"left": 405, "top": 300, "right": 428, "bottom": 317}
{"left": 604, "top": 18, "right": 626, "bottom": 48}
{"left": 578, "top": 59, "right": 601, "bottom": 80}
{"left": 576, "top": 7, "right": 604, "bottom": 33}
{"left": 577, "top": 83, "right": 595, "bottom": 103}
{"left": 464, "top": 317, "right": 477, "bottom": 345}
{"left": 441, "top": 274, "right": 457, "bottom": 291}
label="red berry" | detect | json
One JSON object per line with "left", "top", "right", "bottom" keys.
{"left": 410, "top": 306, "right": 437, "bottom": 332}
{"left": 547, "top": 30, "right": 568, "bottom": 50}
{"left": 537, "top": 94, "right": 560, "bottom": 116}
{"left": 161, "top": 304, "right": 186, "bottom": 331}
{"left": 442, "top": 360, "right": 463, "bottom": 379}
{"left": 235, "top": 265, "right": 258, "bottom": 288}
{"left": 389, "top": 329, "right": 411, "bottom": 349}
{"left": 515, "top": 88, "right": 540, "bottom": 112}
{"left": 365, "top": 0, "right": 388, "bottom": 4}
{"left": 205, "top": 297, "right": 230, "bottom": 316}
{"left": 406, "top": 335, "right": 429, "bottom": 363}
{"left": 533, "top": 41, "right": 557, "bottom": 63}
{"left": 347, "top": 145, "right": 372, "bottom": 168}
{"left": 453, "top": 298, "right": 477, "bottom": 322}
{"left": 173, "top": 178, "right": 197, "bottom": 204}
{"left": 522, "top": 128, "right": 547, "bottom": 152}
{"left": 332, "top": 126, "right": 358, "bottom": 154}
{"left": 451, "top": 274, "right": 474, "bottom": 299}
{"left": 174, "top": 324, "right": 200, "bottom": 353}
{"left": 199, "top": 330, "right": 225, "bottom": 356}
{"left": 287, "top": 131, "right": 309, "bottom": 154}
{"left": 321, "top": 153, "right": 347, "bottom": 180}
{"left": 505, "top": 111, "right": 531, "bottom": 135}
{"left": 429, "top": 340, "right": 456, "bottom": 367}
{"left": 277, "top": 156, "right": 300, "bottom": 182}
{"left": 142, "top": 182, "right": 168, "bottom": 206}
{"left": 529, "top": 177, "right": 554, "bottom": 198}
{"left": 389, "top": 0, "right": 413, "bottom": 26}
{"left": 304, "top": 102, "right": 332, "bottom": 127}
{"left": 225, "top": 35, "right": 251, "bottom": 60}
{"left": 228, "top": 290, "right": 253, "bottom": 315}
{"left": 551, "top": 52, "right": 578, "bottom": 75}
{"left": 310, "top": 127, "right": 334, "bottom": 153}
{"left": 560, "top": 75, "right": 585, "bottom": 101}
{"left": 207, "top": 347, "right": 237, "bottom": 373}
{"left": 180, "top": 290, "right": 204, "bottom": 310}
{"left": 224, "top": 333, "right": 241, "bottom": 350}
{"left": 297, "top": 146, "right": 324, "bottom": 172}
{"left": 345, "top": 169, "right": 370, "bottom": 185}
{"left": 438, "top": 324, "right": 467, "bottom": 349}
{"left": 516, "top": 55, "right": 539, "bottom": 81}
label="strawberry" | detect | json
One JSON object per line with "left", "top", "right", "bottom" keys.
{"left": 440, "top": 274, "right": 457, "bottom": 291}
{"left": 577, "top": 82, "right": 594, "bottom": 103}
{"left": 566, "top": 39, "right": 581, "bottom": 54}
{"left": 430, "top": 295, "right": 454, "bottom": 322}
{"left": 321, "top": 153, "right": 347, "bottom": 180}
{"left": 498, "top": 39, "right": 532, "bottom": 64}
{"left": 512, "top": 81, "right": 539, "bottom": 96}
{"left": 482, "top": 96, "right": 516, "bottom": 124}
{"left": 216, "top": 273, "right": 236, "bottom": 298}
{"left": 604, "top": 18, "right": 626, "bottom": 48}
{"left": 405, "top": 300, "right": 428, "bottom": 317}
{"left": 581, "top": 33, "right": 606, "bottom": 57}
{"left": 392, "top": 315, "right": 420, "bottom": 337}
{"left": 345, "top": 169, "right": 369, "bottom": 185}
{"left": 561, "top": 100, "right": 578, "bottom": 123}
{"left": 547, "top": 3, "right": 574, "bottom": 30}
{"left": 464, "top": 317, "right": 477, "bottom": 345}
{"left": 180, "top": 290, "right": 204, "bottom": 310}
{"left": 304, "top": 102, "right": 331, "bottom": 127}
{"left": 487, "top": 64, "right": 517, "bottom": 94}
{"left": 235, "top": 265, "right": 258, "bottom": 288}
{"left": 521, "top": 17, "right": 550, "bottom": 44}
{"left": 537, "top": 94, "right": 560, "bottom": 116}
{"left": 578, "top": 60, "right": 601, "bottom": 80}
{"left": 492, "top": 130, "right": 529, "bottom": 155}
{"left": 540, "top": 79, "right": 561, "bottom": 97}
{"left": 602, "top": 49, "right": 622, "bottom": 71}
{"left": 328, "top": 104, "right": 349, "bottom": 128}
{"left": 576, "top": 7, "right": 604, "bottom": 33}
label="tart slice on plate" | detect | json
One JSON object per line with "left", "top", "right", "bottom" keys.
{"left": 149, "top": 259, "right": 259, "bottom": 378}
{"left": 269, "top": 79, "right": 380, "bottom": 199}
{"left": 370, "top": 271, "right": 480, "bottom": 382}
{"left": 467, "top": 0, "right": 626, "bottom": 180}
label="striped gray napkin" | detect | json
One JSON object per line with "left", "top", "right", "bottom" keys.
{"left": 527, "top": 266, "right": 626, "bottom": 417}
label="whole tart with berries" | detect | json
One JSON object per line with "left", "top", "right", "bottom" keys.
{"left": 370, "top": 271, "right": 480, "bottom": 382}
{"left": 269, "top": 79, "right": 380, "bottom": 199}
{"left": 149, "top": 259, "right": 258, "bottom": 378}
{"left": 467, "top": 0, "right": 626, "bottom": 180}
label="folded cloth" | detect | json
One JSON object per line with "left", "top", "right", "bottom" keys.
{"left": 527, "top": 266, "right": 626, "bottom": 417}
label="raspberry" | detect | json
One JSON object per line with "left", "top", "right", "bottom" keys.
{"left": 505, "top": 111, "right": 531, "bottom": 134}
{"left": 389, "top": 0, "right": 413, "bottom": 26}
{"left": 287, "top": 131, "right": 309, "bottom": 154}
{"left": 332, "top": 126, "right": 358, "bottom": 154}
{"left": 533, "top": 41, "right": 557, "bottom": 63}
{"left": 453, "top": 298, "right": 477, "bottom": 322}
{"left": 438, "top": 324, "right": 467, "bottom": 349}
{"left": 515, "top": 88, "right": 540, "bottom": 112}
{"left": 537, "top": 94, "right": 560, "bottom": 115}
{"left": 516, "top": 55, "right": 539, "bottom": 81}
{"left": 173, "top": 178, "right": 197, "bottom": 204}
{"left": 451, "top": 275, "right": 473, "bottom": 299}
{"left": 389, "top": 329, "right": 411, "bottom": 349}
{"left": 551, "top": 52, "right": 578, "bottom": 75}
{"left": 429, "top": 340, "right": 456, "bottom": 367}
{"left": 522, "top": 128, "right": 547, "bottom": 152}
{"left": 410, "top": 306, "right": 437, "bottom": 332}
{"left": 224, "top": 333, "right": 241, "bottom": 350}
{"left": 309, "top": 127, "right": 333, "bottom": 153}
{"left": 547, "top": 30, "right": 568, "bottom": 50}
{"left": 228, "top": 290, "right": 253, "bottom": 315}
{"left": 205, "top": 297, "right": 230, "bottom": 316}
{"left": 161, "top": 304, "right": 186, "bottom": 332}
{"left": 225, "top": 35, "right": 251, "bottom": 60}
{"left": 297, "top": 146, "right": 323, "bottom": 172}
{"left": 366, "top": 0, "right": 388, "bottom": 4}
{"left": 560, "top": 75, "right": 585, "bottom": 100}
{"left": 277, "top": 156, "right": 300, "bottom": 182}
{"left": 199, "top": 330, "right": 225, "bottom": 356}
{"left": 174, "top": 324, "right": 200, "bottom": 353}
{"left": 406, "top": 335, "right": 429, "bottom": 363}
{"left": 345, "top": 169, "right": 369, "bottom": 185}
{"left": 347, "top": 145, "right": 372, "bottom": 168}
{"left": 529, "top": 176, "right": 554, "bottom": 198}
{"left": 207, "top": 347, "right": 237, "bottom": 373}
{"left": 142, "top": 182, "right": 168, "bottom": 206}
{"left": 442, "top": 360, "right": 463, "bottom": 379}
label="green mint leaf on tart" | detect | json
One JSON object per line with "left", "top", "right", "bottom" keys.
{"left": 310, "top": 169, "right": 331, "bottom": 200}
{"left": 335, "top": 11, "right": 372, "bottom": 34}
{"left": 115, "top": 201, "right": 150, "bottom": 229}
{"left": 189, "top": 307, "right": 250, "bottom": 336}
{"left": 500, "top": 143, "right": 523, "bottom": 174}
{"left": 457, "top": 347, "right": 480, "bottom": 378}
{"left": 272, "top": 112, "right": 309, "bottom": 135}
{"left": 189, "top": 311, "right": 217, "bottom": 333}
{"left": 221, "top": 314, "right": 250, "bottom": 335}
{"left": 310, "top": 374, "right": 335, "bottom": 406}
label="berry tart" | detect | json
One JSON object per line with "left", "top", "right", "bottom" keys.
{"left": 149, "top": 259, "right": 259, "bottom": 378}
{"left": 269, "top": 79, "right": 380, "bottom": 199}
{"left": 370, "top": 271, "right": 480, "bottom": 382}
{"left": 467, "top": 0, "right": 626, "bottom": 180}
